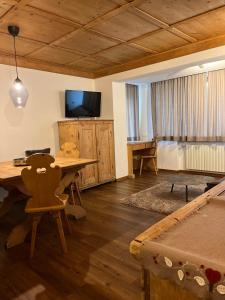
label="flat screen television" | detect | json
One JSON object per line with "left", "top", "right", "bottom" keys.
{"left": 65, "top": 90, "right": 101, "bottom": 118}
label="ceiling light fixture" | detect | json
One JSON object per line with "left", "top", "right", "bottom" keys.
{"left": 8, "top": 25, "right": 28, "bottom": 108}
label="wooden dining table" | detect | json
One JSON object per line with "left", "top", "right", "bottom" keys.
{"left": 0, "top": 157, "right": 97, "bottom": 248}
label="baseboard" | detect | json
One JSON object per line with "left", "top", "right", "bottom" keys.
{"left": 116, "top": 175, "right": 129, "bottom": 182}
{"left": 158, "top": 168, "right": 225, "bottom": 178}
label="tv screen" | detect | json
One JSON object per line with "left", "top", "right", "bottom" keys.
{"left": 65, "top": 90, "right": 101, "bottom": 118}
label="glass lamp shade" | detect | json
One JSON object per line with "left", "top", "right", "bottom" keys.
{"left": 9, "top": 78, "right": 28, "bottom": 108}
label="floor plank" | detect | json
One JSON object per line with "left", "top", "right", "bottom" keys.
{"left": 0, "top": 172, "right": 166, "bottom": 300}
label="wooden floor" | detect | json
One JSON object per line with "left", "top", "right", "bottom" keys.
{"left": 0, "top": 172, "right": 169, "bottom": 300}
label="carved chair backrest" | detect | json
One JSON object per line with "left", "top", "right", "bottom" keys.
{"left": 21, "top": 154, "right": 62, "bottom": 210}
{"left": 149, "top": 140, "right": 157, "bottom": 156}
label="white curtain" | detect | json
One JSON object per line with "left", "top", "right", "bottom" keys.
{"left": 126, "top": 84, "right": 139, "bottom": 140}
{"left": 151, "top": 73, "right": 207, "bottom": 141}
{"left": 138, "top": 83, "right": 153, "bottom": 140}
{"left": 208, "top": 69, "right": 225, "bottom": 141}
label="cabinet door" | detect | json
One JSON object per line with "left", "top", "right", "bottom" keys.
{"left": 78, "top": 122, "right": 98, "bottom": 187}
{"left": 58, "top": 122, "right": 79, "bottom": 147}
{"left": 96, "top": 122, "right": 115, "bottom": 182}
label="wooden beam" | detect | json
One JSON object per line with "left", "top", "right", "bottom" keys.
{"left": 94, "top": 33, "right": 225, "bottom": 78}
{"left": 167, "top": 27, "right": 197, "bottom": 43}
{"left": 132, "top": 7, "right": 169, "bottom": 29}
{"left": 0, "top": 51, "right": 94, "bottom": 78}
{"left": 89, "top": 29, "right": 157, "bottom": 53}
{"left": 130, "top": 7, "right": 197, "bottom": 43}
{"left": 129, "top": 43, "right": 158, "bottom": 53}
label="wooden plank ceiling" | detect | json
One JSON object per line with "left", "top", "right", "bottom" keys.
{"left": 1, "top": 0, "right": 225, "bottom": 78}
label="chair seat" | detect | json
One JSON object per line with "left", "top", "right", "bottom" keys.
{"left": 25, "top": 193, "right": 69, "bottom": 213}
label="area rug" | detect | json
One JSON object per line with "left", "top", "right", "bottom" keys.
{"left": 120, "top": 183, "right": 206, "bottom": 215}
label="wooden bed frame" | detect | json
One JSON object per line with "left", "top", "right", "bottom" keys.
{"left": 130, "top": 180, "right": 225, "bottom": 300}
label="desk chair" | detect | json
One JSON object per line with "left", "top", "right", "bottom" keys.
{"left": 22, "top": 154, "right": 70, "bottom": 258}
{"left": 56, "top": 142, "right": 82, "bottom": 206}
{"left": 139, "top": 140, "right": 158, "bottom": 175}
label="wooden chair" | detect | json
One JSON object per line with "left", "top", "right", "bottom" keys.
{"left": 57, "top": 142, "right": 82, "bottom": 206}
{"left": 21, "top": 154, "right": 71, "bottom": 258}
{"left": 139, "top": 140, "right": 158, "bottom": 176}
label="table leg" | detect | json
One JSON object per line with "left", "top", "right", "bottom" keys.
{"left": 170, "top": 184, "right": 174, "bottom": 193}
{"left": 186, "top": 185, "right": 189, "bottom": 202}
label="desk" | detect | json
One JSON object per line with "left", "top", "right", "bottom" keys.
{"left": 0, "top": 157, "right": 97, "bottom": 248}
{"left": 127, "top": 140, "right": 155, "bottom": 178}
{"left": 130, "top": 180, "right": 225, "bottom": 300}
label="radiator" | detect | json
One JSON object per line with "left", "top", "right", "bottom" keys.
{"left": 185, "top": 143, "right": 225, "bottom": 173}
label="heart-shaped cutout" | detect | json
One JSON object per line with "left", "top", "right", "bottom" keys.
{"left": 205, "top": 268, "right": 221, "bottom": 284}
{"left": 36, "top": 167, "right": 47, "bottom": 174}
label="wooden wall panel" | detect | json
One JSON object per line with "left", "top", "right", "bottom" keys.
{"left": 174, "top": 7, "right": 225, "bottom": 40}
{"left": 136, "top": 30, "right": 189, "bottom": 53}
{"left": 30, "top": 0, "right": 122, "bottom": 25}
{"left": 69, "top": 57, "right": 115, "bottom": 72}
{"left": 0, "top": 1, "right": 13, "bottom": 18}
{"left": 94, "top": 34, "right": 225, "bottom": 77}
{"left": 136, "top": 0, "right": 225, "bottom": 24}
{"left": 92, "top": 8, "right": 159, "bottom": 41}
{"left": 57, "top": 30, "right": 119, "bottom": 55}
{"left": 0, "top": 33, "right": 45, "bottom": 56}
{"left": 99, "top": 44, "right": 149, "bottom": 63}
{"left": 0, "top": 8, "right": 76, "bottom": 43}
{"left": 28, "top": 46, "right": 84, "bottom": 65}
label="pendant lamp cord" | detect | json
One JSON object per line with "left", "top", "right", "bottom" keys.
{"left": 13, "top": 36, "right": 19, "bottom": 79}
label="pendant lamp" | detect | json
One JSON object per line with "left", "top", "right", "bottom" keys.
{"left": 8, "top": 25, "right": 28, "bottom": 108}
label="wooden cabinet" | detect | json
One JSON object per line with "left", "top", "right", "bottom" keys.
{"left": 58, "top": 120, "right": 115, "bottom": 189}
{"left": 96, "top": 123, "right": 115, "bottom": 182}
{"left": 78, "top": 122, "right": 98, "bottom": 188}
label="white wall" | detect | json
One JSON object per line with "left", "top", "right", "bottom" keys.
{"left": 138, "top": 83, "right": 153, "bottom": 140}
{"left": 2, "top": 45, "right": 225, "bottom": 175}
{"left": 0, "top": 64, "right": 94, "bottom": 161}
{"left": 94, "top": 76, "right": 113, "bottom": 119}
{"left": 157, "top": 141, "right": 184, "bottom": 171}
{"left": 95, "top": 45, "right": 225, "bottom": 178}
{"left": 112, "top": 82, "right": 128, "bottom": 178}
